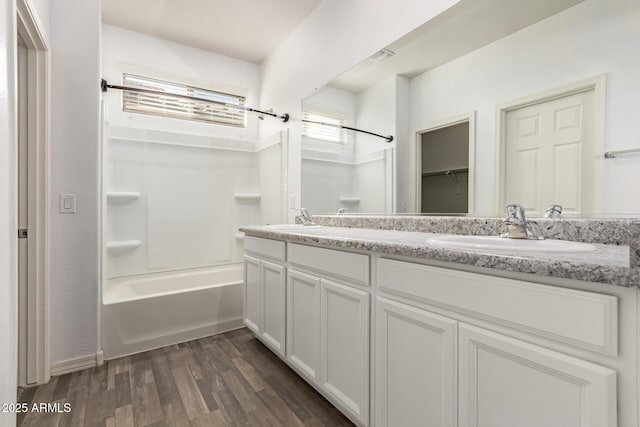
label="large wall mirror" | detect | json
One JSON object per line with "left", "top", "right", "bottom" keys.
{"left": 300, "top": 0, "right": 640, "bottom": 217}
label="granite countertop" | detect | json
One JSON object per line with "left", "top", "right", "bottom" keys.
{"left": 239, "top": 224, "right": 640, "bottom": 288}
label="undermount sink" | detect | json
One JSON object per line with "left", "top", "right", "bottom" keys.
{"left": 426, "top": 235, "right": 598, "bottom": 253}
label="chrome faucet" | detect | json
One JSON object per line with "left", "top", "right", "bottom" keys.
{"left": 336, "top": 208, "right": 346, "bottom": 215}
{"left": 296, "top": 208, "right": 315, "bottom": 226}
{"left": 500, "top": 203, "right": 543, "bottom": 240}
{"left": 544, "top": 204, "right": 563, "bottom": 218}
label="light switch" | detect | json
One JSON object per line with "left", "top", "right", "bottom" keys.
{"left": 59, "top": 193, "right": 77, "bottom": 214}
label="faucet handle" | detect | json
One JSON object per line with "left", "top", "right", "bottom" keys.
{"left": 544, "top": 204, "right": 563, "bottom": 218}
{"left": 298, "top": 208, "right": 309, "bottom": 219}
{"left": 296, "top": 208, "right": 315, "bottom": 225}
{"left": 504, "top": 203, "right": 526, "bottom": 224}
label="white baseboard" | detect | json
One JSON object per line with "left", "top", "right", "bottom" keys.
{"left": 50, "top": 353, "right": 99, "bottom": 376}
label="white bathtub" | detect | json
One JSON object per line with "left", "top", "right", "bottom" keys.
{"left": 102, "top": 264, "right": 244, "bottom": 359}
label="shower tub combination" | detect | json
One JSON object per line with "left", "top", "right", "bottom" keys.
{"left": 102, "top": 264, "right": 244, "bottom": 359}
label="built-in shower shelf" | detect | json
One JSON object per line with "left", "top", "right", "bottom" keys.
{"left": 106, "top": 240, "right": 142, "bottom": 251}
{"left": 339, "top": 197, "right": 361, "bottom": 205}
{"left": 234, "top": 193, "right": 262, "bottom": 202}
{"left": 106, "top": 192, "right": 141, "bottom": 202}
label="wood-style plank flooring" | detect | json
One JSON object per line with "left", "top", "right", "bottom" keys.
{"left": 17, "top": 328, "right": 353, "bottom": 427}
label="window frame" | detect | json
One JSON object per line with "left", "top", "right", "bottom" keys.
{"left": 121, "top": 73, "right": 247, "bottom": 128}
{"left": 302, "top": 109, "right": 349, "bottom": 144}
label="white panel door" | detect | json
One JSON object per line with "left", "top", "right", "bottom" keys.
{"left": 261, "top": 260, "right": 286, "bottom": 357}
{"left": 505, "top": 90, "right": 595, "bottom": 215}
{"left": 243, "top": 255, "right": 261, "bottom": 334}
{"left": 320, "top": 279, "right": 369, "bottom": 425}
{"left": 376, "top": 297, "right": 458, "bottom": 427}
{"left": 287, "top": 269, "right": 321, "bottom": 383}
{"left": 459, "top": 323, "right": 616, "bottom": 427}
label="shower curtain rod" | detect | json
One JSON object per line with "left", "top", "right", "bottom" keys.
{"left": 100, "top": 79, "right": 290, "bottom": 123}
{"left": 302, "top": 118, "right": 393, "bottom": 143}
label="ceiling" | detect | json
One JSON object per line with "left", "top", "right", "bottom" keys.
{"left": 330, "top": 0, "right": 584, "bottom": 93}
{"left": 101, "top": 0, "right": 323, "bottom": 64}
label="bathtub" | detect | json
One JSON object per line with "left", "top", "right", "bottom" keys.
{"left": 102, "top": 264, "right": 244, "bottom": 359}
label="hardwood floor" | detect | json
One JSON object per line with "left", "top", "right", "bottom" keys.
{"left": 17, "top": 328, "right": 353, "bottom": 427}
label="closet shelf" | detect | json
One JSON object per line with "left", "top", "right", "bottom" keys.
{"left": 339, "top": 197, "right": 361, "bottom": 204}
{"left": 421, "top": 167, "right": 468, "bottom": 177}
{"left": 106, "top": 240, "right": 142, "bottom": 251}
{"left": 106, "top": 192, "right": 141, "bottom": 202}
{"left": 234, "top": 193, "right": 262, "bottom": 202}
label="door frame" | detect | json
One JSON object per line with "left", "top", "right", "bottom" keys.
{"left": 410, "top": 112, "right": 475, "bottom": 214}
{"left": 17, "top": 0, "right": 50, "bottom": 386}
{"left": 494, "top": 75, "right": 606, "bottom": 215}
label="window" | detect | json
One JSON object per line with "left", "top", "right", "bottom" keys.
{"left": 122, "top": 74, "right": 247, "bottom": 127}
{"left": 302, "top": 110, "right": 347, "bottom": 144}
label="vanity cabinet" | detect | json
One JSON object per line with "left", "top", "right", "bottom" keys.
{"left": 243, "top": 236, "right": 287, "bottom": 356}
{"left": 287, "top": 243, "right": 371, "bottom": 426}
{"left": 376, "top": 257, "right": 618, "bottom": 427}
{"left": 243, "top": 234, "right": 625, "bottom": 427}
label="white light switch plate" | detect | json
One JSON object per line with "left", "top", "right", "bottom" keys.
{"left": 59, "top": 193, "right": 77, "bottom": 214}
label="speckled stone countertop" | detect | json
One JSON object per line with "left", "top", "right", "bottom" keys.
{"left": 240, "top": 216, "right": 640, "bottom": 288}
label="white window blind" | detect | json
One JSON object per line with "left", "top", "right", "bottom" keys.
{"left": 302, "top": 111, "right": 347, "bottom": 143}
{"left": 122, "top": 74, "right": 247, "bottom": 127}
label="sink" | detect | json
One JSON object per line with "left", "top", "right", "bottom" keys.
{"left": 426, "top": 235, "right": 597, "bottom": 253}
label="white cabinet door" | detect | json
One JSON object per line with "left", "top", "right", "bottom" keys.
{"left": 243, "top": 255, "right": 261, "bottom": 334}
{"left": 459, "top": 323, "right": 617, "bottom": 427}
{"left": 261, "top": 260, "right": 286, "bottom": 357}
{"left": 287, "top": 269, "right": 321, "bottom": 383}
{"left": 376, "top": 297, "right": 458, "bottom": 427}
{"left": 320, "top": 279, "right": 370, "bottom": 425}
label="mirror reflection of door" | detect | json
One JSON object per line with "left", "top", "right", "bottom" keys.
{"left": 418, "top": 121, "right": 470, "bottom": 214}
{"left": 504, "top": 90, "right": 596, "bottom": 216}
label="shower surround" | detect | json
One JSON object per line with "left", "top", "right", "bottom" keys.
{"left": 101, "top": 125, "right": 286, "bottom": 358}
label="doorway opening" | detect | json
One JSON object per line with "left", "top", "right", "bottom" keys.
{"left": 413, "top": 113, "right": 475, "bottom": 214}
{"left": 17, "top": 0, "right": 50, "bottom": 387}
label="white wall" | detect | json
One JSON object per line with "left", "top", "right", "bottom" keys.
{"left": 102, "top": 24, "right": 260, "bottom": 141}
{"left": 354, "top": 75, "right": 401, "bottom": 212}
{"left": 260, "top": 0, "right": 461, "bottom": 220}
{"left": 356, "top": 75, "right": 396, "bottom": 155}
{"left": 0, "top": 1, "right": 18, "bottom": 424}
{"left": 50, "top": 0, "right": 101, "bottom": 364}
{"left": 409, "top": 0, "right": 640, "bottom": 215}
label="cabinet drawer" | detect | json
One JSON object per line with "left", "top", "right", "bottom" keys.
{"left": 377, "top": 258, "right": 618, "bottom": 355}
{"left": 289, "top": 243, "right": 370, "bottom": 287}
{"left": 244, "top": 236, "right": 286, "bottom": 262}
